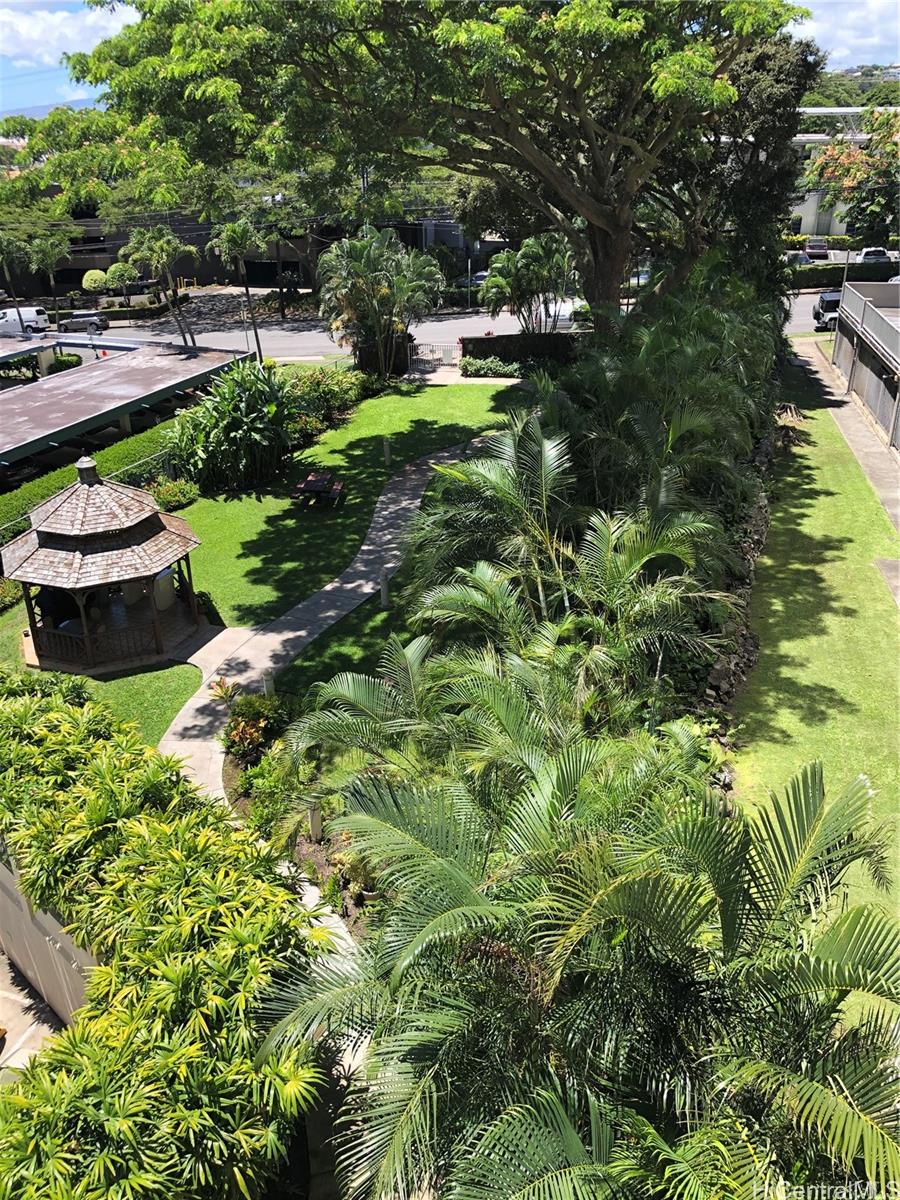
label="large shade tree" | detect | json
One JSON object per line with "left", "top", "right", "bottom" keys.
{"left": 63, "top": 0, "right": 817, "bottom": 322}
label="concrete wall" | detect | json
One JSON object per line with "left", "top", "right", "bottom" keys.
{"left": 0, "top": 859, "right": 94, "bottom": 1022}
{"left": 833, "top": 321, "right": 900, "bottom": 450}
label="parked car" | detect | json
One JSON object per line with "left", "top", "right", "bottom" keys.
{"left": 0, "top": 306, "right": 50, "bottom": 335}
{"left": 453, "top": 271, "right": 489, "bottom": 288}
{"left": 857, "top": 247, "right": 891, "bottom": 263}
{"left": 58, "top": 310, "right": 110, "bottom": 333}
{"left": 889, "top": 275, "right": 900, "bottom": 284}
{"left": 804, "top": 237, "right": 829, "bottom": 260}
{"left": 812, "top": 289, "right": 842, "bottom": 331}
{"left": 785, "top": 251, "right": 813, "bottom": 267}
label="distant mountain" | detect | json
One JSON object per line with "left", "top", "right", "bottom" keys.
{"left": 0, "top": 98, "right": 97, "bottom": 119}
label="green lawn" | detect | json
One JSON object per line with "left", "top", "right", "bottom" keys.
{"left": 732, "top": 363, "right": 900, "bottom": 904}
{"left": 0, "top": 381, "right": 518, "bottom": 742}
{"left": 185, "top": 381, "right": 520, "bottom": 627}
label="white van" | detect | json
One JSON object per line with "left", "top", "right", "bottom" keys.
{"left": 0, "top": 306, "right": 51, "bottom": 335}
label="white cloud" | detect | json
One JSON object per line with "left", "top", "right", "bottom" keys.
{"left": 0, "top": 4, "right": 139, "bottom": 69}
{"left": 56, "top": 81, "right": 90, "bottom": 101}
{"left": 792, "top": 0, "right": 900, "bottom": 68}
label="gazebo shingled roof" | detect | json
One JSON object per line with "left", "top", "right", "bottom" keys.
{"left": 1, "top": 457, "right": 200, "bottom": 591}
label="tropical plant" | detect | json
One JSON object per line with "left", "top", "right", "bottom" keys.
{"left": 0, "top": 230, "right": 26, "bottom": 333}
{"left": 169, "top": 360, "right": 293, "bottom": 491}
{"left": 207, "top": 217, "right": 267, "bottom": 360}
{"left": 27, "top": 232, "right": 70, "bottom": 327}
{"left": 0, "top": 671, "right": 328, "bottom": 1199}
{"left": 480, "top": 233, "right": 577, "bottom": 334}
{"left": 105, "top": 258, "right": 139, "bottom": 306}
{"left": 318, "top": 224, "right": 443, "bottom": 376}
{"left": 120, "top": 225, "right": 199, "bottom": 346}
{"left": 259, "top": 762, "right": 899, "bottom": 1198}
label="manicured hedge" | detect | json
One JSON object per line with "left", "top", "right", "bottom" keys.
{"left": 0, "top": 672, "right": 326, "bottom": 1199}
{"left": 0, "top": 423, "right": 175, "bottom": 546}
{"left": 460, "top": 331, "right": 584, "bottom": 364}
{"left": 460, "top": 355, "right": 524, "bottom": 378}
{"left": 789, "top": 261, "right": 898, "bottom": 288}
{"left": 49, "top": 294, "right": 191, "bottom": 325}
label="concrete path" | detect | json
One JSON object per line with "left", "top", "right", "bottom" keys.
{"left": 798, "top": 344, "right": 900, "bottom": 605}
{"left": 159, "top": 439, "right": 482, "bottom": 794}
{"left": 0, "top": 952, "right": 62, "bottom": 1078}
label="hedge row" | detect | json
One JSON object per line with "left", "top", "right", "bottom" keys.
{"left": 460, "top": 330, "right": 584, "bottom": 364}
{"left": 0, "top": 672, "right": 325, "bottom": 1199}
{"left": 789, "top": 261, "right": 898, "bottom": 289}
{"left": 0, "top": 422, "right": 175, "bottom": 546}
{"left": 49, "top": 294, "right": 191, "bottom": 325}
{"left": 784, "top": 233, "right": 899, "bottom": 251}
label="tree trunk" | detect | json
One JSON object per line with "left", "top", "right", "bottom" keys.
{"left": 2, "top": 263, "right": 26, "bottom": 335}
{"left": 240, "top": 263, "right": 264, "bottom": 361}
{"left": 160, "top": 279, "right": 189, "bottom": 346}
{"left": 580, "top": 223, "right": 632, "bottom": 337}
{"left": 167, "top": 268, "right": 196, "bottom": 346}
{"left": 275, "top": 238, "right": 285, "bottom": 320}
{"left": 49, "top": 270, "right": 60, "bottom": 330}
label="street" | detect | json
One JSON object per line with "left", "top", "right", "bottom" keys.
{"left": 105, "top": 291, "right": 822, "bottom": 357}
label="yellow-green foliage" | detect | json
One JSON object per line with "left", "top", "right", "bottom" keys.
{"left": 0, "top": 671, "right": 330, "bottom": 1200}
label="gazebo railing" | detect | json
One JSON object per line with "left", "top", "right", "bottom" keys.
{"left": 34, "top": 621, "right": 159, "bottom": 666}
{"left": 33, "top": 626, "right": 89, "bottom": 665}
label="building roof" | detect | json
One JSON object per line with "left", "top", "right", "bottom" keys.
{"left": 0, "top": 340, "right": 247, "bottom": 465}
{"left": 0, "top": 457, "right": 200, "bottom": 590}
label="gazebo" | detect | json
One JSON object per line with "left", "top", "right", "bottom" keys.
{"left": 1, "top": 457, "right": 202, "bottom": 672}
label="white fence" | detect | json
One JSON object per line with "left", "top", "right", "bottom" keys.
{"left": 0, "top": 858, "right": 94, "bottom": 1021}
{"left": 409, "top": 342, "right": 460, "bottom": 372}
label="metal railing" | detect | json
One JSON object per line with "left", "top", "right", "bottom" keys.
{"left": 410, "top": 342, "right": 461, "bottom": 371}
{"left": 839, "top": 284, "right": 900, "bottom": 372}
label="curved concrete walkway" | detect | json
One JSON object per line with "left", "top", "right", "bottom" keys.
{"left": 159, "top": 439, "right": 480, "bottom": 796}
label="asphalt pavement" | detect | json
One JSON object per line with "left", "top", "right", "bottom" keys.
{"left": 108, "top": 293, "right": 821, "bottom": 356}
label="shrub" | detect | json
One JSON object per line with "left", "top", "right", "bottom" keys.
{"left": 287, "top": 412, "right": 327, "bottom": 448}
{"left": 81, "top": 268, "right": 107, "bottom": 293}
{"left": 0, "top": 576, "right": 20, "bottom": 614}
{"left": 789, "top": 261, "right": 898, "bottom": 288}
{"left": 243, "top": 745, "right": 300, "bottom": 839}
{"left": 281, "top": 365, "right": 374, "bottom": 420}
{"left": 169, "top": 361, "right": 293, "bottom": 492}
{"left": 46, "top": 351, "right": 82, "bottom": 374}
{"left": 146, "top": 474, "right": 200, "bottom": 511}
{"left": 224, "top": 692, "right": 300, "bottom": 763}
{"left": 460, "top": 355, "right": 524, "bottom": 377}
{"left": 0, "top": 673, "right": 324, "bottom": 1199}
{"left": 0, "top": 422, "right": 175, "bottom": 546}
{"left": 48, "top": 295, "right": 191, "bottom": 325}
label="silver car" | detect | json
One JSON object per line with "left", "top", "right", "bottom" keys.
{"left": 58, "top": 309, "right": 110, "bottom": 333}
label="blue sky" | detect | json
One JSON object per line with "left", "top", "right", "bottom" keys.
{"left": 1, "top": 0, "right": 899, "bottom": 117}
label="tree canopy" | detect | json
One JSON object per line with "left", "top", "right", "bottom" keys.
{"left": 53, "top": 0, "right": 816, "bottom": 315}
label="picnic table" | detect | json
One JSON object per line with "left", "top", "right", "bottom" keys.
{"left": 293, "top": 470, "right": 345, "bottom": 507}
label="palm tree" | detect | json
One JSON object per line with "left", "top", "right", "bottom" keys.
{"left": 207, "top": 218, "right": 266, "bottom": 361}
{"left": 318, "top": 224, "right": 444, "bottom": 376}
{"left": 27, "top": 233, "right": 70, "bottom": 330}
{"left": 259, "top": 762, "right": 899, "bottom": 1197}
{"left": 480, "top": 233, "right": 576, "bottom": 334}
{"left": 0, "top": 231, "right": 27, "bottom": 334}
{"left": 119, "top": 225, "right": 198, "bottom": 346}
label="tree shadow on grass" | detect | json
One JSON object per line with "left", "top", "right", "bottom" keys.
{"left": 228, "top": 386, "right": 524, "bottom": 627}
{"left": 733, "top": 363, "right": 860, "bottom": 749}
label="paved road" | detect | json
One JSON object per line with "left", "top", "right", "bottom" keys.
{"left": 113, "top": 293, "right": 821, "bottom": 356}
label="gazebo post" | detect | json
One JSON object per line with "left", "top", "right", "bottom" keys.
{"left": 20, "top": 582, "right": 38, "bottom": 644}
{"left": 183, "top": 555, "right": 200, "bottom": 623}
{"left": 148, "top": 576, "right": 165, "bottom": 655}
{"left": 73, "top": 590, "right": 94, "bottom": 667}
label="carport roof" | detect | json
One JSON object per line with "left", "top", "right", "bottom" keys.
{"left": 0, "top": 341, "right": 247, "bottom": 465}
